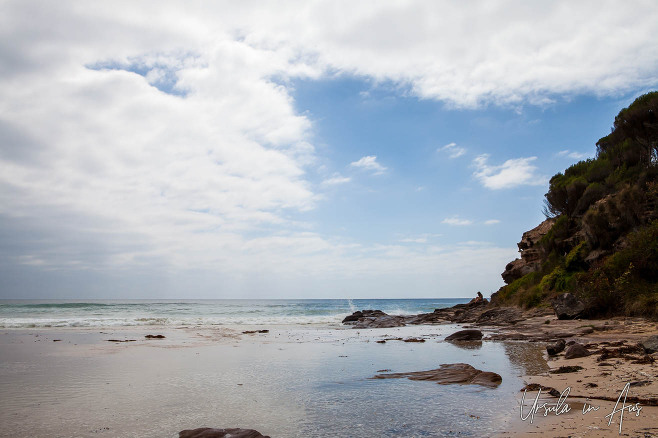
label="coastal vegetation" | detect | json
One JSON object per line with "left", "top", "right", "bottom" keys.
{"left": 494, "top": 91, "right": 658, "bottom": 318}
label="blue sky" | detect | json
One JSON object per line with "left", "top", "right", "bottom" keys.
{"left": 290, "top": 78, "right": 629, "bottom": 249}
{"left": 1, "top": 1, "right": 657, "bottom": 299}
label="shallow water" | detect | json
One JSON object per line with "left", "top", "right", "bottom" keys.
{"left": 0, "top": 325, "right": 548, "bottom": 437}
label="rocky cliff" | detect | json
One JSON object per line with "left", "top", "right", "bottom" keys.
{"left": 492, "top": 91, "right": 658, "bottom": 319}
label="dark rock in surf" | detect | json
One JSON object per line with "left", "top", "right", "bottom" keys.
{"left": 179, "top": 428, "right": 270, "bottom": 438}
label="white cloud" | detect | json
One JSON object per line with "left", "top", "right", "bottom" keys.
{"left": 473, "top": 154, "right": 547, "bottom": 190}
{"left": 0, "top": 1, "right": 656, "bottom": 297}
{"left": 440, "top": 142, "right": 466, "bottom": 159}
{"left": 484, "top": 219, "right": 501, "bottom": 225}
{"left": 350, "top": 155, "right": 387, "bottom": 175}
{"left": 399, "top": 237, "right": 428, "bottom": 244}
{"left": 321, "top": 174, "right": 351, "bottom": 186}
{"left": 557, "top": 150, "right": 589, "bottom": 160}
{"left": 442, "top": 216, "right": 473, "bottom": 226}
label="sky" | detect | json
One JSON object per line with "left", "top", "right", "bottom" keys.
{"left": 1, "top": 1, "right": 658, "bottom": 299}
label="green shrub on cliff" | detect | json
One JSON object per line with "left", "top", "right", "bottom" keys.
{"left": 496, "top": 91, "right": 658, "bottom": 318}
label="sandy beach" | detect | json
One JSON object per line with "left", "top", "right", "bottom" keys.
{"left": 1, "top": 314, "right": 656, "bottom": 437}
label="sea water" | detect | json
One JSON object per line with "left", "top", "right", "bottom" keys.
{"left": 0, "top": 298, "right": 469, "bottom": 328}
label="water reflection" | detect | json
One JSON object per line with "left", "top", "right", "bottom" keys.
{"left": 447, "top": 340, "right": 482, "bottom": 350}
{"left": 502, "top": 341, "right": 550, "bottom": 376}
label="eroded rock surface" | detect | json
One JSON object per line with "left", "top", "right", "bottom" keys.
{"left": 373, "top": 363, "right": 502, "bottom": 388}
{"left": 501, "top": 218, "right": 556, "bottom": 284}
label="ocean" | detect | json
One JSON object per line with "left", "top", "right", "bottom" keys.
{"left": 0, "top": 298, "right": 470, "bottom": 328}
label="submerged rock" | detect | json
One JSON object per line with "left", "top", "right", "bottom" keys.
{"left": 179, "top": 428, "right": 269, "bottom": 438}
{"left": 551, "top": 293, "right": 586, "bottom": 320}
{"left": 445, "top": 329, "right": 483, "bottom": 341}
{"left": 145, "top": 334, "right": 165, "bottom": 339}
{"left": 373, "top": 363, "right": 502, "bottom": 388}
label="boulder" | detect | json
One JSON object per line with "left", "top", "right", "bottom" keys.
{"left": 546, "top": 339, "right": 566, "bottom": 356}
{"left": 640, "top": 335, "right": 658, "bottom": 354}
{"left": 445, "top": 329, "right": 483, "bottom": 341}
{"left": 342, "top": 310, "right": 387, "bottom": 324}
{"left": 564, "top": 343, "right": 590, "bottom": 359}
{"left": 373, "top": 363, "right": 501, "bottom": 388}
{"left": 179, "top": 428, "right": 269, "bottom": 438}
{"left": 551, "top": 293, "right": 586, "bottom": 320}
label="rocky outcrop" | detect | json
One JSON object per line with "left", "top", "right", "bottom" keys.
{"left": 445, "top": 329, "right": 483, "bottom": 341}
{"left": 475, "top": 307, "right": 525, "bottom": 325}
{"left": 501, "top": 218, "right": 556, "bottom": 284}
{"left": 179, "top": 428, "right": 270, "bottom": 438}
{"left": 551, "top": 293, "right": 586, "bottom": 320}
{"left": 373, "top": 363, "right": 502, "bottom": 388}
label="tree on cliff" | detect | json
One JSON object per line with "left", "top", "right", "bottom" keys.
{"left": 496, "top": 91, "right": 658, "bottom": 319}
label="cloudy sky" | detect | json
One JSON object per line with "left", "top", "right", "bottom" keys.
{"left": 1, "top": 1, "right": 657, "bottom": 299}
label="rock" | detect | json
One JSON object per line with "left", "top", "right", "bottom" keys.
{"left": 476, "top": 307, "right": 524, "bottom": 325}
{"left": 546, "top": 339, "right": 566, "bottom": 356}
{"left": 352, "top": 314, "right": 408, "bottom": 329}
{"left": 551, "top": 293, "right": 586, "bottom": 320}
{"left": 640, "top": 335, "right": 658, "bottom": 353}
{"left": 501, "top": 258, "right": 535, "bottom": 284}
{"left": 564, "top": 343, "right": 590, "bottom": 359}
{"left": 550, "top": 365, "right": 584, "bottom": 374}
{"left": 373, "top": 363, "right": 501, "bottom": 388}
{"left": 342, "top": 310, "right": 408, "bottom": 328}
{"left": 242, "top": 330, "right": 269, "bottom": 334}
{"left": 521, "top": 383, "right": 561, "bottom": 397}
{"left": 145, "top": 334, "right": 165, "bottom": 339}
{"left": 342, "top": 310, "right": 386, "bottom": 324}
{"left": 501, "top": 218, "right": 556, "bottom": 284}
{"left": 179, "top": 428, "right": 270, "bottom": 438}
{"left": 445, "top": 329, "right": 483, "bottom": 341}
{"left": 403, "top": 337, "right": 425, "bottom": 342}
{"left": 466, "top": 292, "right": 489, "bottom": 308}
